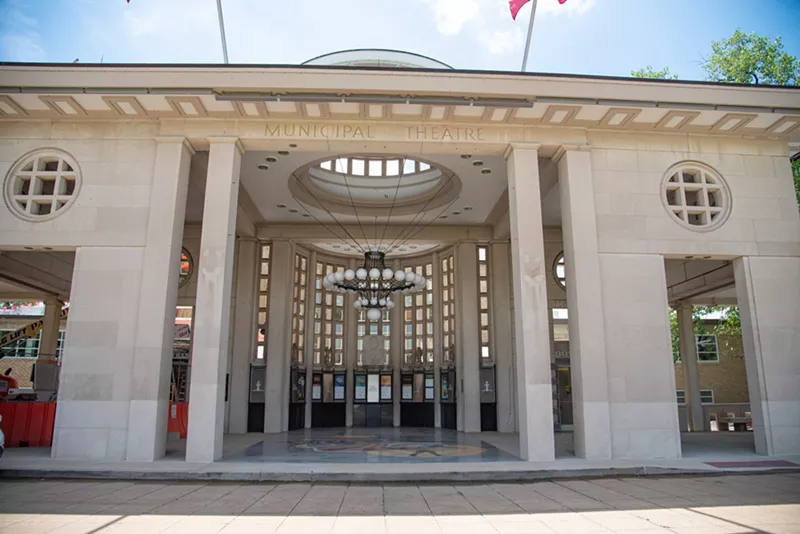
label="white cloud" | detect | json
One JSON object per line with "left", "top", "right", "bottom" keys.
{"left": 420, "top": 0, "right": 483, "bottom": 35}
{"left": 420, "top": 0, "right": 597, "bottom": 57}
{"left": 0, "top": 0, "right": 46, "bottom": 61}
{"left": 479, "top": 28, "right": 524, "bottom": 55}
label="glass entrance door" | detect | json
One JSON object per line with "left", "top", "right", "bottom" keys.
{"left": 353, "top": 372, "right": 393, "bottom": 427}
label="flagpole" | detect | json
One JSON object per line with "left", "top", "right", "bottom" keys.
{"left": 216, "top": 0, "right": 229, "bottom": 63}
{"left": 520, "top": 0, "right": 538, "bottom": 72}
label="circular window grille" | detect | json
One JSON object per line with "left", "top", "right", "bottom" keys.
{"left": 661, "top": 162, "right": 731, "bottom": 231}
{"left": 179, "top": 248, "right": 193, "bottom": 287}
{"left": 3, "top": 149, "right": 82, "bottom": 222}
{"left": 554, "top": 252, "right": 566, "bottom": 290}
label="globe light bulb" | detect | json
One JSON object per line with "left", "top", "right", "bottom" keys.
{"left": 367, "top": 308, "right": 381, "bottom": 321}
{"left": 369, "top": 268, "right": 381, "bottom": 279}
{"left": 356, "top": 268, "right": 368, "bottom": 280}
{"left": 370, "top": 298, "right": 378, "bottom": 306}
{"left": 382, "top": 268, "right": 394, "bottom": 280}
{"left": 394, "top": 270, "right": 406, "bottom": 281}
{"left": 334, "top": 271, "right": 345, "bottom": 282}
{"left": 344, "top": 269, "right": 355, "bottom": 280}
{"left": 379, "top": 298, "right": 386, "bottom": 306}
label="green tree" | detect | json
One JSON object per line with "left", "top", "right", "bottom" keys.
{"left": 631, "top": 65, "right": 679, "bottom": 80}
{"left": 793, "top": 158, "right": 800, "bottom": 209}
{"left": 669, "top": 306, "right": 742, "bottom": 362}
{"left": 701, "top": 30, "right": 800, "bottom": 85}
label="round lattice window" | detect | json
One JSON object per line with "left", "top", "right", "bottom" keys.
{"left": 661, "top": 162, "right": 731, "bottom": 231}
{"left": 3, "top": 149, "right": 81, "bottom": 222}
{"left": 179, "top": 248, "right": 193, "bottom": 288}
{"left": 554, "top": 252, "right": 566, "bottom": 290}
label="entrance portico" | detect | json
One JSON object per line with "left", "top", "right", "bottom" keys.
{"left": 1, "top": 51, "right": 798, "bottom": 469}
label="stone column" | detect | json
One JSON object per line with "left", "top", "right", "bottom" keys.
{"left": 345, "top": 258, "right": 357, "bottom": 427}
{"left": 432, "top": 252, "right": 443, "bottom": 428}
{"left": 491, "top": 243, "right": 515, "bottom": 433}
{"left": 505, "top": 144, "right": 555, "bottom": 461}
{"left": 391, "top": 259, "right": 402, "bottom": 427}
{"left": 556, "top": 148, "right": 612, "bottom": 460}
{"left": 264, "top": 240, "right": 294, "bottom": 433}
{"left": 52, "top": 246, "right": 146, "bottom": 460}
{"left": 677, "top": 305, "right": 704, "bottom": 432}
{"left": 455, "top": 242, "right": 481, "bottom": 433}
{"left": 185, "top": 138, "right": 242, "bottom": 463}
{"left": 34, "top": 297, "right": 62, "bottom": 398}
{"left": 304, "top": 251, "right": 317, "bottom": 429}
{"left": 228, "top": 238, "right": 259, "bottom": 434}
{"left": 734, "top": 256, "right": 800, "bottom": 456}
{"left": 126, "top": 138, "right": 192, "bottom": 462}
{"left": 599, "top": 253, "right": 681, "bottom": 459}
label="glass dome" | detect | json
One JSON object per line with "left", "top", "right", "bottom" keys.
{"left": 302, "top": 49, "right": 453, "bottom": 69}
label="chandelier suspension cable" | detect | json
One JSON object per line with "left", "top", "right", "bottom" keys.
{"left": 292, "top": 172, "right": 367, "bottom": 253}
{"left": 383, "top": 170, "right": 456, "bottom": 254}
{"left": 391, "top": 194, "right": 460, "bottom": 251}
{"left": 334, "top": 157, "right": 371, "bottom": 251}
{"left": 376, "top": 156, "right": 407, "bottom": 250}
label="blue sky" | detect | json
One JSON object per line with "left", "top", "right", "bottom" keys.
{"left": 1, "top": 0, "right": 799, "bottom": 80}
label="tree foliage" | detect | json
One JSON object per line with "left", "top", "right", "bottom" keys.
{"left": 669, "top": 306, "right": 742, "bottom": 362}
{"left": 701, "top": 30, "right": 800, "bottom": 85}
{"left": 631, "top": 65, "right": 679, "bottom": 80}
{"left": 793, "top": 158, "right": 800, "bottom": 210}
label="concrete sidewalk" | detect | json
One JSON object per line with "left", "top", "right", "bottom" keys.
{"left": 2, "top": 474, "right": 800, "bottom": 533}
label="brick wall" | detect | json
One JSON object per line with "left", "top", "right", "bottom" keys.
{"left": 674, "top": 332, "right": 749, "bottom": 404}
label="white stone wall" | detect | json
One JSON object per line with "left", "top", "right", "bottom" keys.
{"left": 589, "top": 133, "right": 800, "bottom": 257}
{"left": 0, "top": 127, "right": 158, "bottom": 249}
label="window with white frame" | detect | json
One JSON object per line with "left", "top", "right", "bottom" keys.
{"left": 676, "top": 389, "right": 714, "bottom": 404}
{"left": 256, "top": 243, "right": 271, "bottom": 359}
{"left": 696, "top": 334, "right": 719, "bottom": 362}
{"left": 403, "top": 262, "right": 433, "bottom": 366}
{"left": 290, "top": 252, "right": 308, "bottom": 364}
{"left": 442, "top": 255, "right": 456, "bottom": 365}
{"left": 477, "top": 246, "right": 492, "bottom": 362}
{"left": 314, "top": 260, "right": 346, "bottom": 366}
{"left": 0, "top": 329, "right": 66, "bottom": 359}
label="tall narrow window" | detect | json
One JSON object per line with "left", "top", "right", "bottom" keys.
{"left": 477, "top": 246, "right": 492, "bottom": 362}
{"left": 314, "top": 260, "right": 346, "bottom": 366}
{"left": 403, "top": 262, "right": 434, "bottom": 366}
{"left": 357, "top": 308, "right": 391, "bottom": 366}
{"left": 290, "top": 252, "right": 308, "bottom": 364}
{"left": 257, "top": 243, "right": 271, "bottom": 359}
{"left": 442, "top": 255, "right": 456, "bottom": 365}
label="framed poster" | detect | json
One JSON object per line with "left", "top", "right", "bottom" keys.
{"left": 355, "top": 374, "right": 367, "bottom": 400}
{"left": 312, "top": 373, "right": 322, "bottom": 401}
{"left": 334, "top": 374, "right": 345, "bottom": 401}
{"left": 401, "top": 374, "right": 413, "bottom": 401}
{"left": 380, "top": 374, "right": 392, "bottom": 401}
{"left": 367, "top": 373, "right": 380, "bottom": 403}
{"left": 424, "top": 373, "right": 435, "bottom": 401}
{"left": 249, "top": 366, "right": 266, "bottom": 403}
{"left": 441, "top": 373, "right": 450, "bottom": 401}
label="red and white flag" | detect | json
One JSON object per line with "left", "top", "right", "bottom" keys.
{"left": 509, "top": 0, "right": 566, "bottom": 20}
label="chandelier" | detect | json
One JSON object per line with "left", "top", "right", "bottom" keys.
{"left": 291, "top": 155, "right": 459, "bottom": 322}
{"left": 322, "top": 248, "right": 426, "bottom": 321}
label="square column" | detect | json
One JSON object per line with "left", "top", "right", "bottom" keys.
{"left": 345, "top": 258, "right": 358, "bottom": 427}
{"left": 677, "top": 305, "right": 705, "bottom": 432}
{"left": 126, "top": 138, "right": 193, "bottom": 462}
{"left": 185, "top": 138, "right": 242, "bottom": 463}
{"left": 431, "top": 252, "right": 443, "bottom": 428}
{"left": 505, "top": 144, "right": 555, "bottom": 461}
{"left": 264, "top": 240, "right": 294, "bottom": 433}
{"left": 599, "top": 254, "right": 681, "bottom": 459}
{"left": 734, "top": 256, "right": 800, "bottom": 456}
{"left": 228, "top": 238, "right": 260, "bottom": 434}
{"left": 52, "top": 247, "right": 146, "bottom": 460}
{"left": 34, "top": 297, "right": 63, "bottom": 399}
{"left": 455, "top": 242, "right": 481, "bottom": 432}
{"left": 557, "top": 148, "right": 612, "bottom": 460}
{"left": 490, "top": 243, "right": 516, "bottom": 433}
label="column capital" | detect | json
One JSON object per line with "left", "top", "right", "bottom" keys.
{"left": 504, "top": 143, "right": 541, "bottom": 160}
{"left": 207, "top": 136, "right": 245, "bottom": 155}
{"left": 154, "top": 136, "right": 196, "bottom": 155}
{"left": 552, "top": 144, "right": 591, "bottom": 164}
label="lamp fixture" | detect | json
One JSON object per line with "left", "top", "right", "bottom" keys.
{"left": 322, "top": 248, "right": 425, "bottom": 321}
